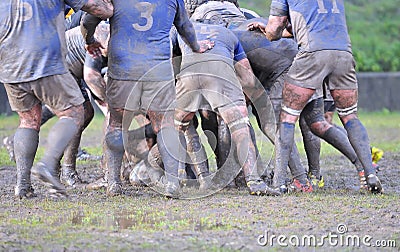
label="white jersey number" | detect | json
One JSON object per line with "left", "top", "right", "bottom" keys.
{"left": 18, "top": 2, "right": 33, "bottom": 21}
{"left": 132, "top": 2, "right": 154, "bottom": 32}
{"left": 317, "top": 0, "right": 340, "bottom": 14}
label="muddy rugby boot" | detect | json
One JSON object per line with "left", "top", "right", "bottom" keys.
{"left": 3, "top": 136, "right": 15, "bottom": 162}
{"left": 60, "top": 165, "right": 84, "bottom": 188}
{"left": 358, "top": 171, "right": 368, "bottom": 190}
{"left": 76, "top": 148, "right": 101, "bottom": 161}
{"left": 198, "top": 173, "right": 210, "bottom": 191}
{"left": 309, "top": 174, "right": 325, "bottom": 189}
{"left": 106, "top": 182, "right": 122, "bottom": 196}
{"left": 290, "top": 179, "right": 313, "bottom": 193}
{"left": 86, "top": 176, "right": 108, "bottom": 190}
{"left": 366, "top": 174, "right": 383, "bottom": 194}
{"left": 32, "top": 162, "right": 67, "bottom": 197}
{"left": 15, "top": 185, "right": 36, "bottom": 199}
{"left": 247, "top": 180, "right": 281, "bottom": 196}
{"left": 165, "top": 181, "right": 181, "bottom": 199}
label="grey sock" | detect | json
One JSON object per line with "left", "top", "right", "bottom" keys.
{"left": 40, "top": 118, "right": 79, "bottom": 173}
{"left": 14, "top": 128, "right": 39, "bottom": 187}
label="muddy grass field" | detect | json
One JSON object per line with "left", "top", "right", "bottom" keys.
{"left": 0, "top": 112, "right": 399, "bottom": 251}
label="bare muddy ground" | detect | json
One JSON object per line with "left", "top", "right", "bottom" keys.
{"left": 0, "top": 114, "right": 399, "bottom": 251}
{"left": 1, "top": 155, "right": 399, "bottom": 251}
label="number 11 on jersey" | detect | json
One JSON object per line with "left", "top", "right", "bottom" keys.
{"left": 317, "top": 0, "right": 340, "bottom": 14}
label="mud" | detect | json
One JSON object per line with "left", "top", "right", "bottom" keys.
{"left": 0, "top": 149, "right": 399, "bottom": 251}
{"left": 0, "top": 115, "right": 399, "bottom": 251}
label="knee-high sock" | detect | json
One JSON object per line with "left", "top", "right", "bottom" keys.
{"left": 104, "top": 129, "right": 124, "bottom": 184}
{"left": 217, "top": 119, "right": 231, "bottom": 169}
{"left": 14, "top": 128, "right": 39, "bottom": 188}
{"left": 300, "top": 119, "right": 321, "bottom": 177}
{"left": 185, "top": 123, "right": 209, "bottom": 177}
{"left": 288, "top": 144, "right": 308, "bottom": 181}
{"left": 273, "top": 122, "right": 295, "bottom": 187}
{"left": 40, "top": 118, "right": 79, "bottom": 174}
{"left": 157, "top": 127, "right": 185, "bottom": 184}
{"left": 344, "top": 119, "right": 374, "bottom": 175}
{"left": 321, "top": 126, "right": 363, "bottom": 172}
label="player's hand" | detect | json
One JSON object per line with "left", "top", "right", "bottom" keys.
{"left": 85, "top": 41, "right": 104, "bottom": 58}
{"left": 196, "top": 39, "right": 215, "bottom": 53}
{"left": 247, "top": 21, "right": 267, "bottom": 32}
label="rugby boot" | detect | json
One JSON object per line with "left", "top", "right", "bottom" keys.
{"left": 309, "top": 174, "right": 325, "bottom": 189}
{"left": 3, "top": 136, "right": 15, "bottom": 162}
{"left": 366, "top": 174, "right": 383, "bottom": 194}
{"left": 372, "top": 163, "right": 381, "bottom": 173}
{"left": 76, "top": 148, "right": 101, "bottom": 161}
{"left": 15, "top": 185, "right": 36, "bottom": 199}
{"left": 106, "top": 182, "right": 123, "bottom": 196}
{"left": 32, "top": 162, "right": 67, "bottom": 197}
{"left": 86, "top": 175, "right": 108, "bottom": 190}
{"left": 247, "top": 180, "right": 281, "bottom": 196}
{"left": 290, "top": 178, "right": 313, "bottom": 193}
{"left": 358, "top": 171, "right": 368, "bottom": 190}
{"left": 198, "top": 173, "right": 210, "bottom": 191}
{"left": 60, "top": 164, "right": 84, "bottom": 187}
{"left": 165, "top": 179, "right": 181, "bottom": 199}
{"left": 277, "top": 184, "right": 289, "bottom": 194}
{"left": 15, "top": 163, "right": 36, "bottom": 199}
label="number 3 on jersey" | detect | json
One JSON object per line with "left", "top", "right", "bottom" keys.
{"left": 132, "top": 2, "right": 154, "bottom": 32}
{"left": 317, "top": 0, "right": 340, "bottom": 14}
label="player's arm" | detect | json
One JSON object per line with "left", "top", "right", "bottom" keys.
{"left": 264, "top": 15, "right": 287, "bottom": 41}
{"left": 80, "top": 13, "right": 104, "bottom": 57}
{"left": 282, "top": 22, "right": 293, "bottom": 38}
{"left": 233, "top": 42, "right": 263, "bottom": 100}
{"left": 81, "top": 0, "right": 113, "bottom": 20}
{"left": 79, "top": 1, "right": 113, "bottom": 57}
{"left": 264, "top": 0, "right": 289, "bottom": 41}
{"left": 173, "top": 1, "right": 213, "bottom": 53}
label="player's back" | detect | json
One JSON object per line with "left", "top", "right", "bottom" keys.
{"left": 0, "top": 0, "right": 81, "bottom": 83}
{"left": 179, "top": 22, "right": 241, "bottom": 69}
{"left": 108, "top": 0, "right": 186, "bottom": 81}
{"left": 272, "top": 0, "right": 351, "bottom": 52}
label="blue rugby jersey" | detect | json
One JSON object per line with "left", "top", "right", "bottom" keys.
{"left": 107, "top": 0, "right": 198, "bottom": 81}
{"left": 270, "top": 0, "right": 352, "bottom": 53}
{"left": 175, "top": 22, "right": 246, "bottom": 70}
{"left": 0, "top": 0, "right": 87, "bottom": 83}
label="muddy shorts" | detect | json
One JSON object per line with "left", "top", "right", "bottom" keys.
{"left": 106, "top": 77, "right": 176, "bottom": 112}
{"left": 286, "top": 50, "right": 358, "bottom": 91}
{"left": 4, "top": 73, "right": 85, "bottom": 112}
{"left": 176, "top": 62, "right": 245, "bottom": 113}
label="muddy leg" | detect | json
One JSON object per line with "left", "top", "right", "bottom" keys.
{"left": 219, "top": 106, "right": 280, "bottom": 196}
{"left": 61, "top": 100, "right": 94, "bottom": 187}
{"left": 300, "top": 114, "right": 321, "bottom": 178}
{"left": 184, "top": 121, "right": 210, "bottom": 190}
{"left": 104, "top": 107, "right": 124, "bottom": 196}
{"left": 274, "top": 82, "right": 314, "bottom": 192}
{"left": 14, "top": 128, "right": 39, "bottom": 198}
{"left": 32, "top": 104, "right": 83, "bottom": 197}
{"left": 150, "top": 110, "right": 185, "bottom": 198}
{"left": 331, "top": 89, "right": 382, "bottom": 193}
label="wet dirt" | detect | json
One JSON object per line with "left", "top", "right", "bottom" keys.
{"left": 0, "top": 150, "right": 399, "bottom": 251}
